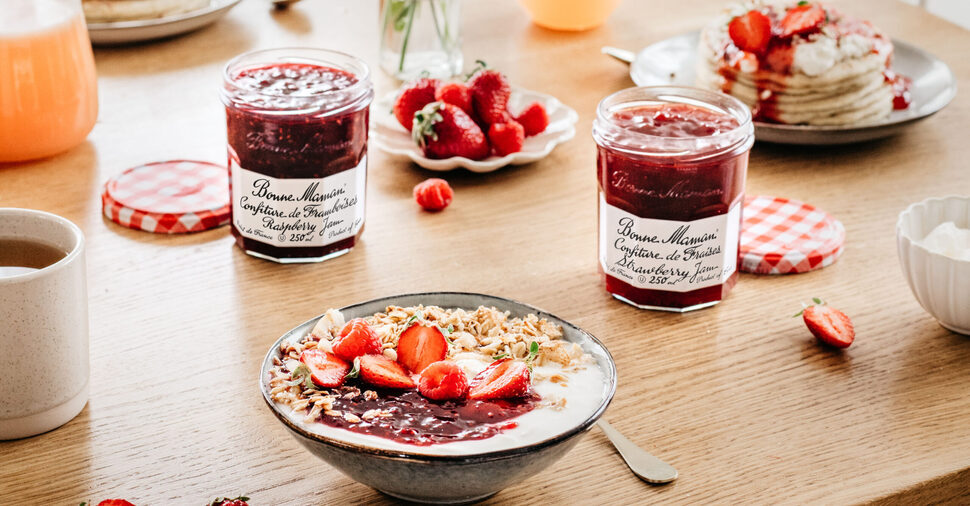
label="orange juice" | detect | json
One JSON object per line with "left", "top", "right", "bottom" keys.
{"left": 519, "top": 0, "right": 622, "bottom": 31}
{"left": 0, "top": 0, "right": 98, "bottom": 162}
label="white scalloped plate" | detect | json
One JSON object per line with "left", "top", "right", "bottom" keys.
{"left": 371, "top": 87, "right": 578, "bottom": 173}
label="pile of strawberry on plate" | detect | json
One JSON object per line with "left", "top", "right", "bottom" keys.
{"left": 371, "top": 62, "right": 577, "bottom": 173}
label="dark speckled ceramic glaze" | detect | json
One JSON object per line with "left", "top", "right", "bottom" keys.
{"left": 259, "top": 292, "right": 617, "bottom": 504}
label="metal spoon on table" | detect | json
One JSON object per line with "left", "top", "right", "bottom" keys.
{"left": 597, "top": 420, "right": 678, "bottom": 484}
{"left": 601, "top": 46, "right": 637, "bottom": 65}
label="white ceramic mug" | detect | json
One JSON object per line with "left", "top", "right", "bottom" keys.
{"left": 0, "top": 208, "right": 88, "bottom": 440}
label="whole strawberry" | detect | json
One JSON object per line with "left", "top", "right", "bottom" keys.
{"left": 435, "top": 82, "right": 474, "bottom": 116}
{"left": 795, "top": 298, "right": 855, "bottom": 349}
{"left": 412, "top": 102, "right": 490, "bottom": 160}
{"left": 394, "top": 77, "right": 440, "bottom": 132}
{"left": 468, "top": 62, "right": 512, "bottom": 125}
{"left": 514, "top": 102, "right": 549, "bottom": 137}
{"left": 488, "top": 121, "right": 525, "bottom": 156}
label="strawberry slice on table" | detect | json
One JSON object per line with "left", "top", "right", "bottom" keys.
{"left": 468, "top": 358, "right": 531, "bottom": 400}
{"left": 797, "top": 299, "right": 855, "bottom": 349}
{"left": 95, "top": 501, "right": 136, "bottom": 506}
{"left": 468, "top": 62, "right": 512, "bottom": 125}
{"left": 299, "top": 349, "right": 351, "bottom": 388}
{"left": 332, "top": 318, "right": 382, "bottom": 361}
{"left": 359, "top": 354, "right": 416, "bottom": 389}
{"left": 397, "top": 323, "right": 449, "bottom": 374}
{"left": 728, "top": 10, "right": 772, "bottom": 54}
{"left": 412, "top": 101, "right": 490, "bottom": 160}
{"left": 779, "top": 3, "right": 826, "bottom": 38}
{"left": 393, "top": 77, "right": 441, "bottom": 131}
{"left": 417, "top": 360, "right": 469, "bottom": 400}
{"left": 435, "top": 82, "right": 474, "bottom": 116}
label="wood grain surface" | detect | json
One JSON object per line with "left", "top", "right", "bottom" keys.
{"left": 1, "top": 0, "right": 969, "bottom": 504}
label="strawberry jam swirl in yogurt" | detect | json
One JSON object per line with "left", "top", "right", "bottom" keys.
{"left": 594, "top": 86, "right": 754, "bottom": 312}
{"left": 221, "top": 49, "right": 373, "bottom": 263}
{"left": 266, "top": 306, "right": 607, "bottom": 454}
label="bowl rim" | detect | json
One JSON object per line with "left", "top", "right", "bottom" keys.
{"left": 258, "top": 291, "right": 618, "bottom": 462}
{"left": 896, "top": 195, "right": 970, "bottom": 264}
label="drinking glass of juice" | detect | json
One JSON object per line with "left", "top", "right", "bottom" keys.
{"left": 0, "top": 0, "right": 98, "bottom": 163}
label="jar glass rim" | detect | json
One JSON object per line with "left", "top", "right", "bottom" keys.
{"left": 593, "top": 86, "right": 754, "bottom": 157}
{"left": 221, "top": 47, "right": 373, "bottom": 116}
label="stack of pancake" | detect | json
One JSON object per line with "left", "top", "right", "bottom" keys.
{"left": 697, "top": 1, "right": 897, "bottom": 126}
{"left": 83, "top": 0, "right": 210, "bottom": 22}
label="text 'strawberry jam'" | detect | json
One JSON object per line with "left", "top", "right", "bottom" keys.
{"left": 221, "top": 49, "right": 374, "bottom": 263}
{"left": 593, "top": 86, "right": 754, "bottom": 312}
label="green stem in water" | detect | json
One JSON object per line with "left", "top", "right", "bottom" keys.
{"left": 397, "top": 1, "right": 418, "bottom": 73}
{"left": 428, "top": 0, "right": 449, "bottom": 52}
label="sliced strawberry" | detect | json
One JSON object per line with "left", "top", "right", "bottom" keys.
{"left": 435, "top": 82, "right": 474, "bottom": 116}
{"left": 728, "top": 10, "right": 772, "bottom": 54}
{"left": 514, "top": 102, "right": 549, "bottom": 137}
{"left": 299, "top": 349, "right": 350, "bottom": 388}
{"left": 417, "top": 360, "right": 469, "bottom": 400}
{"left": 332, "top": 318, "right": 382, "bottom": 361}
{"left": 468, "top": 359, "right": 530, "bottom": 400}
{"left": 393, "top": 77, "right": 441, "bottom": 131}
{"left": 764, "top": 44, "right": 795, "bottom": 74}
{"left": 359, "top": 354, "right": 416, "bottom": 389}
{"left": 780, "top": 4, "right": 826, "bottom": 38}
{"left": 97, "top": 501, "right": 136, "bottom": 506}
{"left": 397, "top": 323, "right": 449, "bottom": 374}
{"left": 802, "top": 304, "right": 855, "bottom": 348}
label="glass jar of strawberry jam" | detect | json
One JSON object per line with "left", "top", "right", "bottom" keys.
{"left": 221, "top": 48, "right": 373, "bottom": 263}
{"left": 593, "top": 86, "right": 754, "bottom": 312}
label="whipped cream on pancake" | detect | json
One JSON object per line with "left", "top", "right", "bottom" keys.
{"left": 697, "top": 1, "right": 911, "bottom": 125}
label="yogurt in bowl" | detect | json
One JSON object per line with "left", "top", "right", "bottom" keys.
{"left": 259, "top": 292, "right": 616, "bottom": 504}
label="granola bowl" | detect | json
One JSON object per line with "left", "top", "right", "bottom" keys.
{"left": 259, "top": 292, "right": 616, "bottom": 504}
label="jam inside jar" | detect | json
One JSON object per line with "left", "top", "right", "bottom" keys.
{"left": 593, "top": 86, "right": 754, "bottom": 312}
{"left": 221, "top": 49, "right": 374, "bottom": 263}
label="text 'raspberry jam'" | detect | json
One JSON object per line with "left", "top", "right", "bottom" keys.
{"left": 221, "top": 49, "right": 374, "bottom": 263}
{"left": 593, "top": 86, "right": 754, "bottom": 312}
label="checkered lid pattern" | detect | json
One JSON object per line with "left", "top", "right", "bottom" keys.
{"left": 102, "top": 160, "right": 230, "bottom": 234}
{"left": 740, "top": 195, "right": 845, "bottom": 274}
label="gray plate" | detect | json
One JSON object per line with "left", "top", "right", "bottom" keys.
{"left": 630, "top": 31, "right": 957, "bottom": 145}
{"left": 87, "top": 0, "right": 241, "bottom": 46}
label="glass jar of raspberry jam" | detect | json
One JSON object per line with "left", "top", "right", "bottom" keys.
{"left": 593, "top": 86, "right": 754, "bottom": 312}
{"left": 221, "top": 48, "right": 373, "bottom": 263}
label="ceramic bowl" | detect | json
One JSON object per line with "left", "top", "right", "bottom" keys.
{"left": 259, "top": 292, "right": 616, "bottom": 504}
{"left": 896, "top": 196, "right": 970, "bottom": 334}
{"left": 370, "top": 87, "right": 577, "bottom": 173}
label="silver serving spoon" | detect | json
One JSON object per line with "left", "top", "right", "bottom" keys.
{"left": 601, "top": 46, "right": 637, "bottom": 65}
{"left": 597, "top": 420, "right": 678, "bottom": 484}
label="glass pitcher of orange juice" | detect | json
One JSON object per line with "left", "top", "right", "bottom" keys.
{"left": 0, "top": 0, "right": 98, "bottom": 163}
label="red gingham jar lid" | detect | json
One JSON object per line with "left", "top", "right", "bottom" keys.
{"left": 740, "top": 195, "right": 845, "bottom": 274}
{"left": 102, "top": 160, "right": 230, "bottom": 234}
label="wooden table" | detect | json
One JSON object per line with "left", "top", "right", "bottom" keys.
{"left": 2, "top": 0, "right": 969, "bottom": 503}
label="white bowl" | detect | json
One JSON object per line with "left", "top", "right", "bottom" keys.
{"left": 370, "top": 87, "right": 578, "bottom": 173}
{"left": 896, "top": 196, "right": 970, "bottom": 335}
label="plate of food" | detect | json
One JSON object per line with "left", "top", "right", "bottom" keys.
{"left": 84, "top": 0, "right": 241, "bottom": 45}
{"left": 622, "top": 0, "right": 956, "bottom": 145}
{"left": 371, "top": 65, "right": 578, "bottom": 172}
{"left": 259, "top": 292, "right": 616, "bottom": 503}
